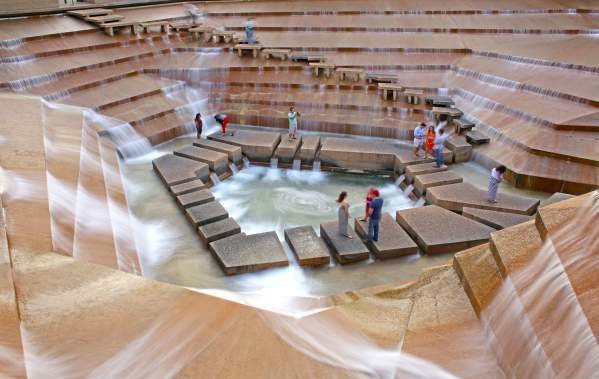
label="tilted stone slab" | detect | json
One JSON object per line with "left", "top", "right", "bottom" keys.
{"left": 174, "top": 146, "right": 229, "bottom": 174}
{"left": 275, "top": 135, "right": 301, "bottom": 163}
{"left": 284, "top": 225, "right": 331, "bottom": 266}
{"left": 445, "top": 135, "right": 472, "bottom": 163}
{"left": 462, "top": 207, "right": 533, "bottom": 230}
{"left": 414, "top": 171, "right": 463, "bottom": 196}
{"left": 319, "top": 137, "right": 405, "bottom": 171}
{"left": 193, "top": 139, "right": 242, "bottom": 163}
{"left": 185, "top": 201, "right": 228, "bottom": 227}
{"left": 354, "top": 213, "right": 418, "bottom": 259}
{"left": 396, "top": 205, "right": 495, "bottom": 254}
{"left": 299, "top": 135, "right": 321, "bottom": 164}
{"left": 152, "top": 154, "right": 209, "bottom": 186}
{"left": 426, "top": 182, "right": 540, "bottom": 215}
{"left": 319, "top": 221, "right": 370, "bottom": 264}
{"left": 176, "top": 189, "right": 214, "bottom": 209}
{"left": 169, "top": 178, "right": 207, "bottom": 196}
{"left": 393, "top": 150, "right": 452, "bottom": 174}
{"left": 209, "top": 232, "right": 288, "bottom": 275}
{"left": 197, "top": 217, "right": 241, "bottom": 246}
{"left": 209, "top": 130, "right": 281, "bottom": 162}
{"left": 540, "top": 192, "right": 575, "bottom": 208}
{"left": 405, "top": 162, "right": 448, "bottom": 183}
{"left": 466, "top": 130, "right": 490, "bottom": 145}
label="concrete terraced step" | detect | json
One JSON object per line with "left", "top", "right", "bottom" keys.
{"left": 284, "top": 225, "right": 331, "bottom": 266}
{"left": 462, "top": 207, "right": 533, "bottom": 230}
{"left": 193, "top": 138, "right": 243, "bottom": 163}
{"left": 298, "top": 135, "right": 320, "bottom": 164}
{"left": 152, "top": 154, "right": 210, "bottom": 186}
{"left": 405, "top": 162, "right": 448, "bottom": 183}
{"left": 197, "top": 217, "right": 241, "bottom": 246}
{"left": 185, "top": 201, "right": 229, "bottom": 228}
{"left": 414, "top": 170, "right": 463, "bottom": 196}
{"left": 320, "top": 221, "right": 370, "bottom": 264}
{"left": 354, "top": 213, "right": 418, "bottom": 259}
{"left": 174, "top": 146, "right": 230, "bottom": 174}
{"left": 394, "top": 150, "right": 452, "bottom": 173}
{"left": 175, "top": 189, "right": 215, "bottom": 209}
{"left": 274, "top": 135, "right": 302, "bottom": 163}
{"left": 169, "top": 178, "right": 208, "bottom": 196}
{"left": 209, "top": 129, "right": 281, "bottom": 162}
{"left": 319, "top": 137, "right": 406, "bottom": 171}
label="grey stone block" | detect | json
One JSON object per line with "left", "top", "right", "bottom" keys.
{"left": 185, "top": 201, "right": 228, "bottom": 227}
{"left": 152, "top": 154, "right": 209, "bottom": 185}
{"left": 462, "top": 207, "right": 533, "bottom": 230}
{"left": 174, "top": 146, "right": 229, "bottom": 174}
{"left": 354, "top": 213, "right": 418, "bottom": 259}
{"left": 193, "top": 139, "right": 243, "bottom": 163}
{"left": 197, "top": 217, "right": 241, "bottom": 245}
{"left": 284, "top": 226, "right": 331, "bottom": 266}
{"left": 169, "top": 178, "right": 207, "bottom": 196}
{"left": 319, "top": 221, "right": 370, "bottom": 264}
{"left": 176, "top": 189, "right": 214, "bottom": 209}
{"left": 209, "top": 130, "right": 281, "bottom": 162}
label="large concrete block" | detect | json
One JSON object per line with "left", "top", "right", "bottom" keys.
{"left": 275, "top": 135, "right": 301, "bottom": 163}
{"left": 426, "top": 182, "right": 540, "bottom": 215}
{"left": 209, "top": 232, "right": 288, "bottom": 275}
{"left": 394, "top": 149, "right": 452, "bottom": 174}
{"left": 209, "top": 130, "right": 281, "bottom": 162}
{"left": 320, "top": 221, "right": 370, "bottom": 264}
{"left": 445, "top": 135, "right": 472, "bottom": 163}
{"left": 193, "top": 139, "right": 243, "bottom": 163}
{"left": 185, "top": 201, "right": 228, "bottom": 227}
{"left": 540, "top": 192, "right": 575, "bottom": 208}
{"left": 462, "top": 207, "right": 533, "bottom": 230}
{"left": 299, "top": 136, "right": 320, "bottom": 164}
{"left": 169, "top": 179, "right": 207, "bottom": 196}
{"left": 197, "top": 217, "right": 241, "bottom": 246}
{"left": 396, "top": 205, "right": 495, "bottom": 254}
{"left": 284, "top": 225, "right": 331, "bottom": 266}
{"left": 354, "top": 213, "right": 418, "bottom": 259}
{"left": 152, "top": 154, "right": 209, "bottom": 185}
{"left": 174, "top": 146, "right": 229, "bottom": 174}
{"left": 414, "top": 171, "right": 463, "bottom": 196}
{"left": 319, "top": 137, "right": 404, "bottom": 171}
{"left": 405, "top": 162, "right": 448, "bottom": 183}
{"left": 176, "top": 189, "right": 214, "bottom": 209}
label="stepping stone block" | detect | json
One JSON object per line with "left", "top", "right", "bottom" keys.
{"left": 299, "top": 136, "right": 320, "bottom": 164}
{"left": 445, "top": 135, "right": 472, "bottom": 163}
{"left": 209, "top": 232, "right": 288, "bottom": 275}
{"left": 396, "top": 205, "right": 495, "bottom": 254}
{"left": 209, "top": 130, "right": 281, "bottom": 162}
{"left": 197, "top": 217, "right": 241, "bottom": 246}
{"left": 174, "top": 146, "right": 228, "bottom": 174}
{"left": 275, "top": 135, "right": 301, "bottom": 163}
{"left": 319, "top": 137, "right": 403, "bottom": 171}
{"left": 426, "top": 182, "right": 540, "bottom": 215}
{"left": 152, "top": 154, "right": 209, "bottom": 186}
{"left": 462, "top": 207, "right": 533, "bottom": 230}
{"left": 176, "top": 189, "right": 214, "bottom": 209}
{"left": 193, "top": 139, "right": 242, "bottom": 163}
{"left": 393, "top": 150, "right": 452, "bottom": 174}
{"left": 405, "top": 162, "right": 448, "bottom": 183}
{"left": 284, "top": 226, "right": 331, "bottom": 266}
{"left": 354, "top": 213, "right": 418, "bottom": 259}
{"left": 466, "top": 130, "right": 490, "bottom": 145}
{"left": 454, "top": 119, "right": 475, "bottom": 135}
{"left": 320, "top": 221, "right": 370, "bottom": 264}
{"left": 169, "top": 178, "right": 207, "bottom": 196}
{"left": 540, "top": 192, "right": 575, "bottom": 208}
{"left": 414, "top": 171, "right": 463, "bottom": 196}
{"left": 425, "top": 96, "right": 454, "bottom": 107}
{"left": 185, "top": 201, "right": 228, "bottom": 227}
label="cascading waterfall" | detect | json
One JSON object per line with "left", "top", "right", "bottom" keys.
{"left": 292, "top": 159, "right": 301, "bottom": 170}
{"left": 270, "top": 157, "right": 278, "bottom": 168}
{"left": 243, "top": 157, "right": 251, "bottom": 168}
{"left": 229, "top": 163, "right": 239, "bottom": 175}
{"left": 209, "top": 172, "right": 221, "bottom": 185}
{"left": 312, "top": 161, "right": 321, "bottom": 171}
{"left": 403, "top": 184, "right": 414, "bottom": 196}
{"left": 395, "top": 174, "right": 405, "bottom": 186}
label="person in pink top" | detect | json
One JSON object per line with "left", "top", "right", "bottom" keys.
{"left": 359, "top": 187, "right": 375, "bottom": 222}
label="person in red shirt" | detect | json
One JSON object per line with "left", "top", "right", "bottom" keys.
{"left": 359, "top": 186, "right": 375, "bottom": 222}
{"left": 215, "top": 114, "right": 232, "bottom": 136}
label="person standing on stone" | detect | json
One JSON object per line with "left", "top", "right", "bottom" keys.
{"left": 215, "top": 113, "right": 231, "bottom": 136}
{"left": 433, "top": 128, "right": 447, "bottom": 168}
{"left": 424, "top": 125, "right": 435, "bottom": 159}
{"left": 436, "top": 114, "right": 448, "bottom": 133}
{"left": 287, "top": 106, "right": 300, "bottom": 141}
{"left": 358, "top": 186, "right": 374, "bottom": 222}
{"left": 195, "top": 113, "right": 203, "bottom": 139}
{"left": 337, "top": 191, "right": 352, "bottom": 239}
{"left": 367, "top": 189, "right": 383, "bottom": 242}
{"left": 413, "top": 122, "right": 426, "bottom": 158}
{"left": 245, "top": 18, "right": 257, "bottom": 44}
{"left": 487, "top": 165, "right": 506, "bottom": 204}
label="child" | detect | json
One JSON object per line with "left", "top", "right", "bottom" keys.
{"left": 424, "top": 125, "right": 435, "bottom": 159}
{"left": 488, "top": 165, "right": 507, "bottom": 203}
{"left": 194, "top": 113, "right": 203, "bottom": 139}
{"left": 214, "top": 114, "right": 231, "bottom": 136}
{"left": 288, "top": 106, "right": 300, "bottom": 141}
{"left": 359, "top": 187, "right": 374, "bottom": 222}
{"left": 413, "top": 122, "right": 426, "bottom": 158}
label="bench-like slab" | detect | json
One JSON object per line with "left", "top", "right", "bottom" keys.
{"left": 405, "top": 162, "right": 448, "bottom": 183}
{"left": 466, "top": 130, "right": 490, "bottom": 145}
{"left": 454, "top": 118, "right": 475, "bottom": 135}
{"left": 445, "top": 135, "right": 472, "bottom": 163}
{"left": 425, "top": 96, "right": 454, "bottom": 107}
{"left": 310, "top": 62, "right": 335, "bottom": 78}
{"left": 261, "top": 48, "right": 291, "bottom": 60}
{"left": 176, "top": 189, "right": 214, "bottom": 209}
{"left": 185, "top": 201, "right": 229, "bottom": 227}
{"left": 397, "top": 205, "right": 495, "bottom": 254}
{"left": 170, "top": 22, "right": 201, "bottom": 32}
{"left": 193, "top": 139, "right": 242, "bottom": 163}
{"left": 426, "top": 182, "right": 540, "bottom": 215}
{"left": 365, "top": 72, "right": 398, "bottom": 84}
{"left": 432, "top": 106, "right": 463, "bottom": 119}
{"left": 100, "top": 21, "right": 138, "bottom": 37}
{"left": 354, "top": 213, "right": 418, "bottom": 259}
{"left": 169, "top": 178, "right": 207, "bottom": 196}
{"left": 284, "top": 226, "right": 331, "bottom": 266}
{"left": 462, "top": 207, "right": 533, "bottom": 230}
{"left": 153, "top": 154, "right": 209, "bottom": 185}
{"left": 290, "top": 53, "right": 326, "bottom": 62}
{"left": 404, "top": 88, "right": 424, "bottom": 104}
{"left": 190, "top": 26, "right": 214, "bottom": 41}
{"left": 320, "top": 221, "right": 370, "bottom": 264}
{"left": 414, "top": 170, "right": 463, "bottom": 196}
{"left": 379, "top": 82, "right": 403, "bottom": 101}
{"left": 212, "top": 30, "right": 235, "bottom": 43}
{"left": 86, "top": 14, "right": 124, "bottom": 24}
{"left": 275, "top": 135, "right": 301, "bottom": 163}
{"left": 140, "top": 21, "right": 170, "bottom": 34}
{"left": 337, "top": 67, "right": 364, "bottom": 82}
{"left": 174, "top": 146, "right": 229, "bottom": 174}
{"left": 299, "top": 135, "right": 320, "bottom": 164}
{"left": 393, "top": 150, "right": 452, "bottom": 173}
{"left": 209, "top": 232, "right": 288, "bottom": 275}
{"left": 68, "top": 8, "right": 113, "bottom": 17}
{"left": 319, "top": 137, "right": 404, "bottom": 171}
{"left": 234, "top": 43, "right": 263, "bottom": 58}
{"left": 198, "top": 217, "right": 241, "bottom": 246}
{"left": 209, "top": 130, "right": 281, "bottom": 162}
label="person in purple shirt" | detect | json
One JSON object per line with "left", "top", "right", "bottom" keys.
{"left": 367, "top": 189, "right": 383, "bottom": 242}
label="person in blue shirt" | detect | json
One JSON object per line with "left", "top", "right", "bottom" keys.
{"left": 367, "top": 189, "right": 383, "bottom": 242}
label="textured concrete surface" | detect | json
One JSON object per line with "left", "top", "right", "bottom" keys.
{"left": 397, "top": 205, "right": 495, "bottom": 254}
{"left": 174, "top": 146, "right": 229, "bottom": 174}
{"left": 319, "top": 137, "right": 404, "bottom": 171}
{"left": 320, "top": 221, "right": 370, "bottom": 264}
{"left": 445, "top": 135, "right": 472, "bottom": 163}
{"left": 354, "top": 213, "right": 418, "bottom": 259}
{"left": 176, "top": 189, "right": 215, "bottom": 209}
{"left": 284, "top": 225, "right": 331, "bottom": 266}
{"left": 298, "top": 135, "right": 320, "bottom": 164}
{"left": 462, "top": 207, "right": 533, "bottom": 230}
{"left": 414, "top": 170, "right": 463, "bottom": 196}
{"left": 489, "top": 220, "right": 543, "bottom": 277}
{"left": 209, "top": 232, "right": 288, "bottom": 275}
{"left": 405, "top": 162, "right": 448, "bottom": 183}
{"left": 426, "top": 182, "right": 540, "bottom": 215}
{"left": 465, "top": 129, "right": 490, "bottom": 145}
{"left": 394, "top": 150, "right": 452, "bottom": 173}
{"left": 184, "top": 201, "right": 229, "bottom": 227}
{"left": 540, "top": 192, "right": 576, "bottom": 208}
{"left": 152, "top": 153, "right": 210, "bottom": 185}
{"left": 169, "top": 178, "right": 207, "bottom": 196}
{"left": 193, "top": 138, "right": 243, "bottom": 163}
{"left": 197, "top": 217, "right": 241, "bottom": 246}
{"left": 209, "top": 130, "right": 281, "bottom": 162}
{"left": 275, "top": 135, "right": 302, "bottom": 163}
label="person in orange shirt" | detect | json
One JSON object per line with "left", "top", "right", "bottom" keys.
{"left": 424, "top": 125, "right": 435, "bottom": 159}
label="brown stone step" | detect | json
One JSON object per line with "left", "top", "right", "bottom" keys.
{"left": 193, "top": 138, "right": 243, "bottom": 163}
{"left": 298, "top": 135, "right": 320, "bottom": 164}
{"left": 209, "top": 130, "right": 281, "bottom": 162}
{"left": 354, "top": 213, "right": 418, "bottom": 259}
{"left": 174, "top": 146, "right": 229, "bottom": 175}
{"left": 319, "top": 221, "right": 370, "bottom": 264}
{"left": 413, "top": 170, "right": 462, "bottom": 196}
{"left": 274, "top": 134, "right": 301, "bottom": 163}
{"left": 197, "top": 217, "right": 241, "bottom": 246}
{"left": 405, "top": 162, "right": 448, "bottom": 183}
{"left": 152, "top": 154, "right": 210, "bottom": 186}
{"left": 462, "top": 207, "right": 533, "bottom": 230}
{"left": 175, "top": 190, "right": 215, "bottom": 209}
{"left": 284, "top": 225, "right": 331, "bottom": 266}
{"left": 185, "top": 201, "right": 229, "bottom": 228}
{"left": 169, "top": 178, "right": 208, "bottom": 196}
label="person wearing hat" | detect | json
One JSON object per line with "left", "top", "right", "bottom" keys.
{"left": 367, "top": 189, "right": 383, "bottom": 242}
